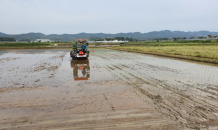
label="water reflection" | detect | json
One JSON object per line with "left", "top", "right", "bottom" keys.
{"left": 71, "top": 60, "right": 90, "bottom": 81}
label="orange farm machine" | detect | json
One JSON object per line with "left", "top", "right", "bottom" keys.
{"left": 70, "top": 39, "right": 89, "bottom": 60}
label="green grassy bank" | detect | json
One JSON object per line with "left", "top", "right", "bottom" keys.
{"left": 113, "top": 42, "right": 218, "bottom": 64}
{"left": 121, "top": 40, "right": 218, "bottom": 46}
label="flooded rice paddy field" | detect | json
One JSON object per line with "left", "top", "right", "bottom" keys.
{"left": 0, "top": 48, "right": 218, "bottom": 129}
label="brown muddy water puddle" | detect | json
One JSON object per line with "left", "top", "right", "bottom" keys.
{"left": 0, "top": 49, "right": 218, "bottom": 129}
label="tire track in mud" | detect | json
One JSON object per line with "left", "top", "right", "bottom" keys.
{"left": 0, "top": 57, "right": 20, "bottom": 63}
{"left": 91, "top": 50, "right": 218, "bottom": 129}
{"left": 25, "top": 53, "right": 66, "bottom": 73}
{"left": 103, "top": 94, "right": 115, "bottom": 112}
{"left": 128, "top": 57, "right": 218, "bottom": 129}
{"left": 123, "top": 60, "right": 218, "bottom": 129}
{"left": 91, "top": 53, "right": 181, "bottom": 128}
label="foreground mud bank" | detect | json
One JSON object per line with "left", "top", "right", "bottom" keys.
{"left": 110, "top": 47, "right": 218, "bottom": 65}
{"left": 0, "top": 49, "right": 218, "bottom": 129}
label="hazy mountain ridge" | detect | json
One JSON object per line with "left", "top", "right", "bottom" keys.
{"left": 0, "top": 30, "right": 218, "bottom": 41}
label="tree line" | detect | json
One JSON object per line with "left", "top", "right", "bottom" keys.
{"left": 0, "top": 37, "right": 16, "bottom": 41}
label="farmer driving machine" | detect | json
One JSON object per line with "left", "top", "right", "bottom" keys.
{"left": 70, "top": 39, "right": 89, "bottom": 60}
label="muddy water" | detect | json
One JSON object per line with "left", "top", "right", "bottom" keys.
{"left": 0, "top": 49, "right": 218, "bottom": 129}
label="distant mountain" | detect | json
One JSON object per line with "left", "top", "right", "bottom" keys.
{"left": 1, "top": 30, "right": 218, "bottom": 41}
{"left": 0, "top": 32, "right": 7, "bottom": 37}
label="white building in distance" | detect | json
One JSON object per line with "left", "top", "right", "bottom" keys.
{"left": 88, "top": 40, "right": 128, "bottom": 43}
{"left": 34, "top": 39, "right": 51, "bottom": 42}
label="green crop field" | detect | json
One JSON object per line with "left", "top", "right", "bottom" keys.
{"left": 0, "top": 42, "right": 51, "bottom": 47}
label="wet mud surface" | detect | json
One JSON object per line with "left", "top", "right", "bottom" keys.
{"left": 0, "top": 49, "right": 218, "bottom": 129}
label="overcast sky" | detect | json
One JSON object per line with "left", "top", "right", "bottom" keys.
{"left": 1, "top": 0, "right": 218, "bottom": 34}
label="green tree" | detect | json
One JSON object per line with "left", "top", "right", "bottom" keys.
{"left": 0, "top": 37, "right": 16, "bottom": 41}
{"left": 126, "top": 37, "right": 133, "bottom": 42}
